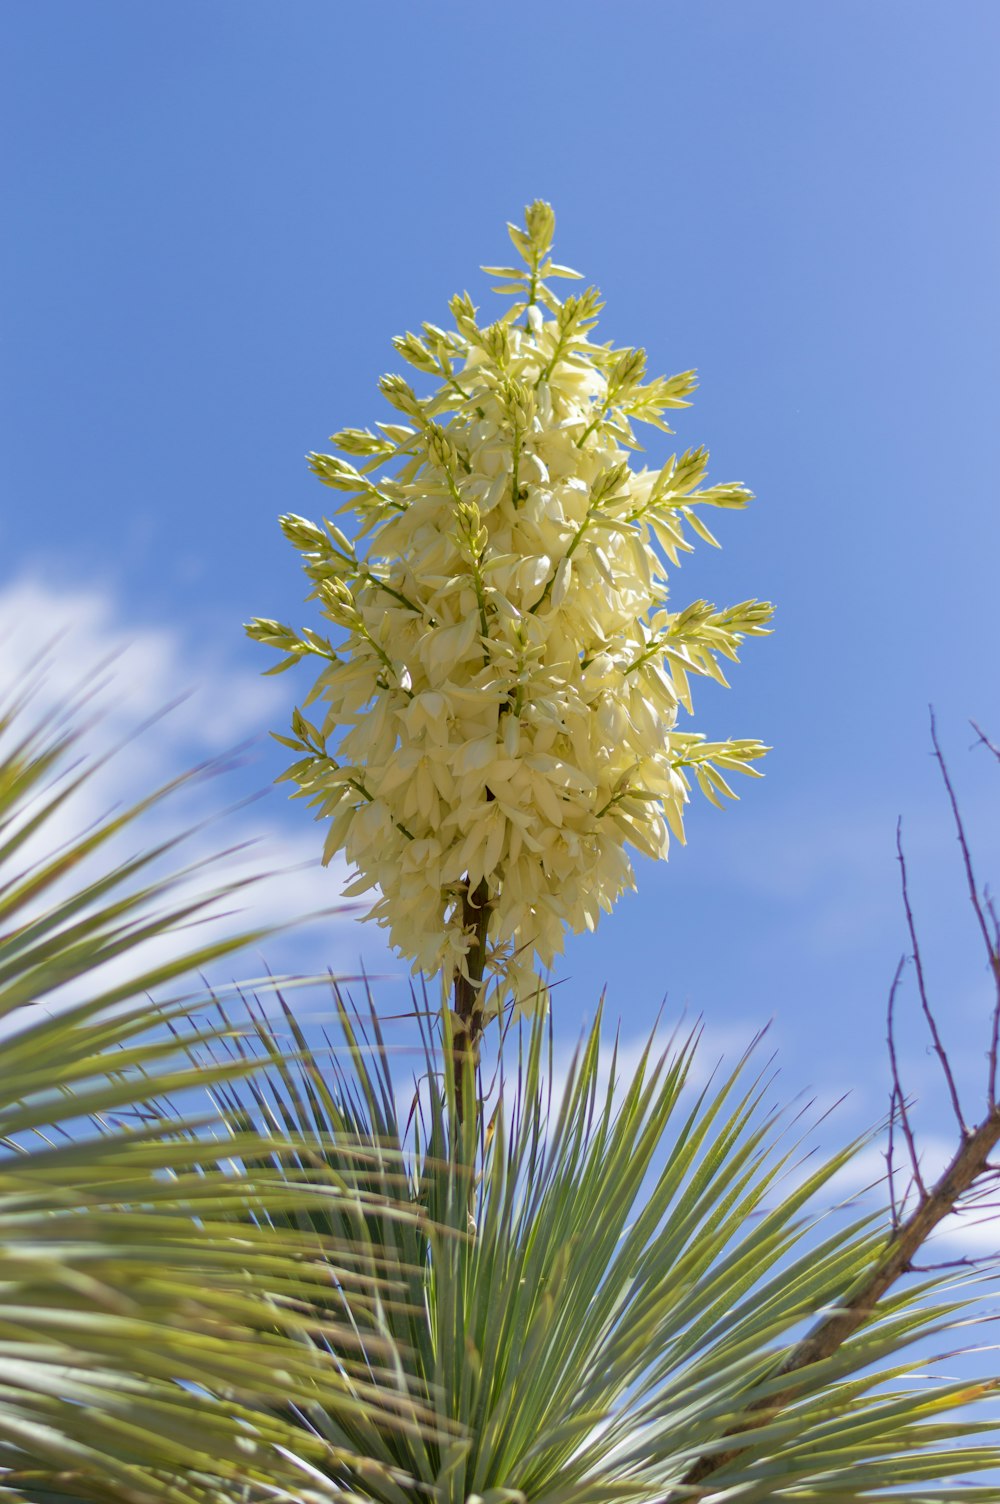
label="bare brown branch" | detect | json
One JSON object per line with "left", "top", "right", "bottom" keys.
{"left": 986, "top": 888, "right": 1000, "bottom": 1106}
{"left": 896, "top": 816, "right": 967, "bottom": 1134}
{"left": 971, "top": 720, "right": 1000, "bottom": 765}
{"left": 673, "top": 721, "right": 1000, "bottom": 1498}
{"left": 930, "top": 714, "right": 1000, "bottom": 1103}
{"left": 887, "top": 953, "right": 925, "bottom": 1208}
{"left": 677, "top": 1102, "right": 1000, "bottom": 1494}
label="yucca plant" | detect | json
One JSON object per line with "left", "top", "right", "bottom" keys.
{"left": 7, "top": 202, "right": 989, "bottom": 1504}
{"left": 249, "top": 200, "right": 772, "bottom": 1039}
{"left": 180, "top": 980, "right": 1000, "bottom": 1503}
{"left": 0, "top": 688, "right": 447, "bottom": 1503}
{"left": 234, "top": 201, "right": 1000, "bottom": 1500}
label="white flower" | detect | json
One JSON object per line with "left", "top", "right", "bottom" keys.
{"left": 250, "top": 203, "right": 773, "bottom": 1021}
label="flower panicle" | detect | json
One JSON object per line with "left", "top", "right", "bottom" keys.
{"left": 250, "top": 201, "right": 771, "bottom": 1018}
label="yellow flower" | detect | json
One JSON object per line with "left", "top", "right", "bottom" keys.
{"left": 250, "top": 203, "right": 772, "bottom": 1020}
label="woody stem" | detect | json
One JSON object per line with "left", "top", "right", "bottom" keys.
{"left": 451, "top": 876, "right": 490, "bottom": 1125}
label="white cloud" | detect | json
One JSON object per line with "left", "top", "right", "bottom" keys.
{"left": 0, "top": 577, "right": 280, "bottom": 753}
{"left": 797, "top": 1126, "right": 1000, "bottom": 1264}
{"left": 0, "top": 575, "right": 402, "bottom": 1020}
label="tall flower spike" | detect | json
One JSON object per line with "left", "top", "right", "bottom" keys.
{"left": 249, "top": 201, "right": 772, "bottom": 1037}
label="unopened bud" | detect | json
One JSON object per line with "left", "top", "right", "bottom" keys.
{"left": 610, "top": 347, "right": 646, "bottom": 394}
{"left": 427, "top": 423, "right": 460, "bottom": 473}
{"left": 671, "top": 446, "right": 709, "bottom": 493}
{"left": 317, "top": 577, "right": 357, "bottom": 624}
{"left": 330, "top": 427, "right": 389, "bottom": 457}
{"left": 307, "top": 453, "right": 365, "bottom": 492}
{"left": 324, "top": 521, "right": 353, "bottom": 555}
{"left": 481, "top": 320, "right": 510, "bottom": 369}
{"left": 560, "top": 287, "right": 604, "bottom": 332}
{"left": 499, "top": 378, "right": 536, "bottom": 433}
{"left": 524, "top": 199, "right": 555, "bottom": 255}
{"left": 280, "top": 512, "right": 327, "bottom": 550}
{"left": 378, "top": 373, "right": 423, "bottom": 420}
{"left": 457, "top": 499, "right": 482, "bottom": 532}
{"left": 591, "top": 462, "right": 630, "bottom": 504}
{"left": 392, "top": 332, "right": 438, "bottom": 374}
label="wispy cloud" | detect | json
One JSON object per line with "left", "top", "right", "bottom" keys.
{"left": 0, "top": 575, "right": 401, "bottom": 1012}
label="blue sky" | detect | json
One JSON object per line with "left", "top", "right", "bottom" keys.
{"left": 3, "top": 2, "right": 999, "bottom": 1204}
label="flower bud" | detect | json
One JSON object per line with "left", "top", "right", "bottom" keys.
{"left": 591, "top": 462, "right": 630, "bottom": 505}
{"left": 609, "top": 347, "right": 646, "bottom": 395}
{"left": 524, "top": 199, "right": 555, "bottom": 255}
{"left": 499, "top": 378, "right": 536, "bottom": 433}
{"left": 448, "top": 291, "right": 479, "bottom": 342}
{"left": 307, "top": 453, "right": 365, "bottom": 491}
{"left": 279, "top": 513, "right": 327, "bottom": 551}
{"left": 392, "top": 331, "right": 439, "bottom": 374}
{"left": 481, "top": 320, "right": 510, "bottom": 369}
{"left": 378, "top": 373, "right": 423, "bottom": 420}
{"left": 427, "top": 423, "right": 460, "bottom": 474}
{"left": 316, "top": 576, "right": 357, "bottom": 627}
{"left": 330, "top": 427, "right": 390, "bottom": 457}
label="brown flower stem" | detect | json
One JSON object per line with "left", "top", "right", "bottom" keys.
{"left": 451, "top": 875, "right": 490, "bottom": 1126}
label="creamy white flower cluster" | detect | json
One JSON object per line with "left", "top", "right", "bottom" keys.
{"left": 250, "top": 202, "right": 771, "bottom": 1017}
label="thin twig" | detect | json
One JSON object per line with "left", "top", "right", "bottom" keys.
{"left": 897, "top": 816, "right": 967, "bottom": 1134}
{"left": 887, "top": 953, "right": 926, "bottom": 1203}
{"left": 671, "top": 718, "right": 1000, "bottom": 1499}
{"left": 932, "top": 711, "right": 996, "bottom": 962}
{"left": 676, "top": 1100, "right": 1000, "bottom": 1495}
{"left": 971, "top": 720, "right": 1000, "bottom": 764}
{"left": 930, "top": 712, "right": 1000, "bottom": 1105}
{"left": 910, "top": 1253, "right": 1000, "bottom": 1272}
{"left": 986, "top": 890, "right": 1000, "bottom": 1107}
{"left": 885, "top": 1084, "right": 899, "bottom": 1229}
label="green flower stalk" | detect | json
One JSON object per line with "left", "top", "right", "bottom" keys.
{"left": 250, "top": 202, "right": 771, "bottom": 1048}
